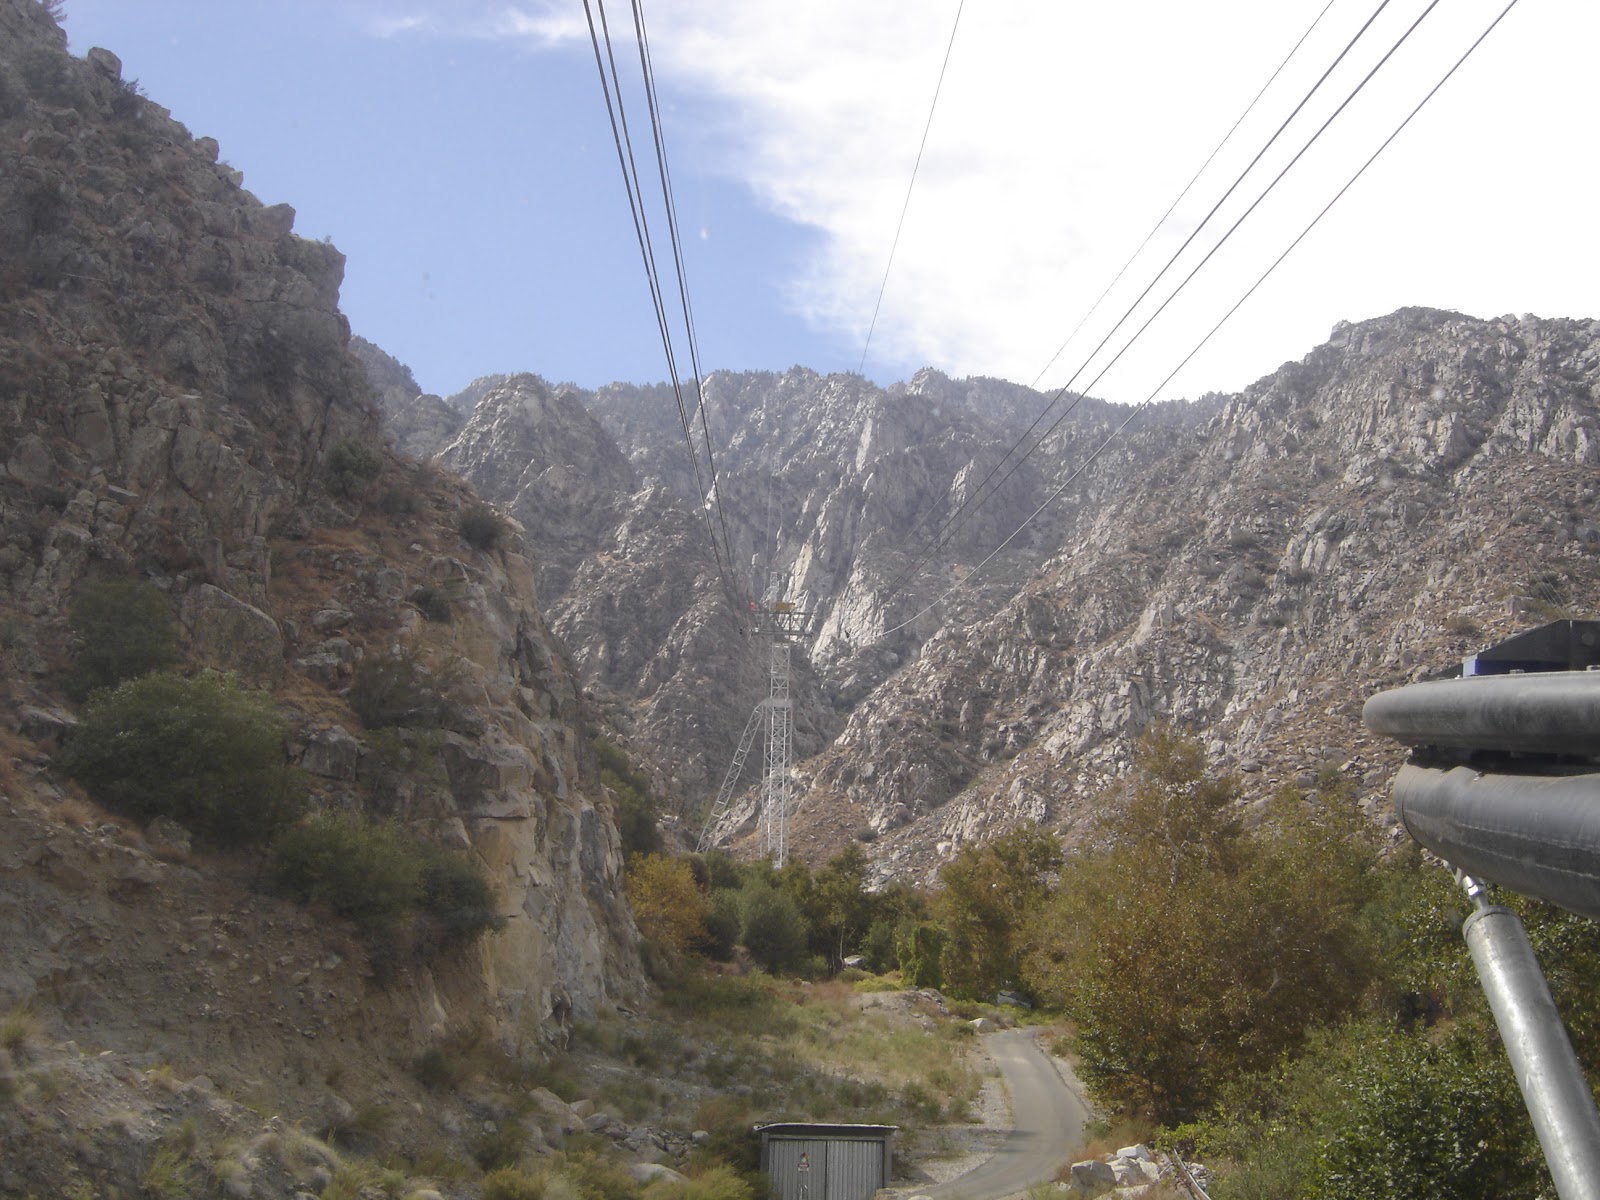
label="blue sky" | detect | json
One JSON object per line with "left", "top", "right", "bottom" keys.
{"left": 58, "top": 0, "right": 1600, "bottom": 405}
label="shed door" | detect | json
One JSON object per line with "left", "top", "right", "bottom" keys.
{"left": 826, "top": 1139, "right": 884, "bottom": 1200}
{"left": 769, "top": 1138, "right": 829, "bottom": 1200}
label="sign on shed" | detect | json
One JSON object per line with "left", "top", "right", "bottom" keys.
{"left": 757, "top": 1123, "right": 896, "bottom": 1200}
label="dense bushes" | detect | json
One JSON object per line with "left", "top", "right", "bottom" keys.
{"left": 270, "top": 812, "right": 503, "bottom": 948}
{"left": 594, "top": 736, "right": 662, "bottom": 857}
{"left": 1020, "top": 731, "right": 1376, "bottom": 1122}
{"left": 458, "top": 503, "right": 508, "bottom": 551}
{"left": 627, "top": 854, "right": 711, "bottom": 959}
{"left": 62, "top": 671, "right": 301, "bottom": 847}
{"left": 348, "top": 644, "right": 462, "bottom": 729}
{"left": 323, "top": 438, "right": 383, "bottom": 499}
{"left": 64, "top": 578, "right": 179, "bottom": 700}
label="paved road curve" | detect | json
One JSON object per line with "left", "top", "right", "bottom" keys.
{"left": 922, "top": 1029, "right": 1093, "bottom": 1200}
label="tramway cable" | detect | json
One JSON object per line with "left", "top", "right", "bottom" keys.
{"left": 858, "top": 0, "right": 966, "bottom": 376}
{"left": 1027, "top": 0, "right": 1341, "bottom": 391}
{"left": 866, "top": 0, "right": 1407, "bottom": 623}
{"left": 629, "top": 0, "right": 738, "bottom": 574}
{"left": 878, "top": 0, "right": 1518, "bottom": 640}
{"left": 582, "top": 0, "right": 735, "bottom": 592}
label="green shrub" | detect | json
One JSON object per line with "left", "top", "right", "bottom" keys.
{"left": 595, "top": 738, "right": 661, "bottom": 858}
{"left": 374, "top": 486, "right": 420, "bottom": 515}
{"left": 410, "top": 585, "right": 454, "bottom": 623}
{"left": 473, "top": 1122, "right": 531, "bottom": 1172}
{"left": 348, "top": 644, "right": 461, "bottom": 729}
{"left": 62, "top": 671, "right": 300, "bottom": 846}
{"left": 739, "top": 880, "right": 810, "bottom": 975}
{"left": 701, "top": 889, "right": 741, "bottom": 961}
{"left": 417, "top": 842, "right": 505, "bottom": 943}
{"left": 645, "top": 1164, "right": 753, "bottom": 1200}
{"left": 64, "top": 578, "right": 179, "bottom": 700}
{"left": 270, "top": 813, "right": 422, "bottom": 926}
{"left": 458, "top": 503, "right": 507, "bottom": 551}
{"left": 323, "top": 439, "right": 383, "bottom": 500}
{"left": 560, "top": 1150, "right": 638, "bottom": 1200}
{"left": 272, "top": 814, "right": 501, "bottom": 957}
{"left": 896, "top": 923, "right": 946, "bottom": 990}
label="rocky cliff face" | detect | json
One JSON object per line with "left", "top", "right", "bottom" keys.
{"left": 0, "top": 0, "right": 641, "bottom": 1123}
{"left": 797, "top": 309, "right": 1600, "bottom": 878}
{"left": 350, "top": 333, "right": 468, "bottom": 460}
{"left": 376, "top": 309, "right": 1599, "bottom": 881}
{"left": 389, "top": 364, "right": 1186, "bottom": 812}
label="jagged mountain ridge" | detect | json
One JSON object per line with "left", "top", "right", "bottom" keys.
{"left": 798, "top": 310, "right": 1600, "bottom": 877}
{"left": 389, "top": 364, "right": 1187, "bottom": 810}
{"left": 371, "top": 310, "right": 1599, "bottom": 879}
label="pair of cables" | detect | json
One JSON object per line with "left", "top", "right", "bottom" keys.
{"left": 582, "top": 0, "right": 737, "bottom": 596}
{"left": 858, "top": 0, "right": 1522, "bottom": 640}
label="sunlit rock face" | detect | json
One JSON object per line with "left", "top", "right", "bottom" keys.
{"left": 384, "top": 310, "right": 1600, "bottom": 880}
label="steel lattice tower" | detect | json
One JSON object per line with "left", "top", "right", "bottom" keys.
{"left": 762, "top": 636, "right": 793, "bottom": 866}
{"left": 697, "top": 570, "right": 812, "bottom": 864}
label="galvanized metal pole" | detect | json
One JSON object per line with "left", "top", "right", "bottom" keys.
{"left": 1458, "top": 873, "right": 1600, "bottom": 1200}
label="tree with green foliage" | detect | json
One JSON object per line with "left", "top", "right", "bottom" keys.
{"left": 348, "top": 643, "right": 463, "bottom": 729}
{"left": 271, "top": 812, "right": 424, "bottom": 926}
{"left": 859, "top": 881, "right": 926, "bottom": 974}
{"left": 802, "top": 845, "right": 876, "bottom": 970}
{"left": 934, "top": 825, "right": 1061, "bottom": 999}
{"left": 593, "top": 736, "right": 661, "bottom": 857}
{"left": 64, "top": 578, "right": 179, "bottom": 700}
{"left": 896, "top": 922, "right": 946, "bottom": 989}
{"left": 271, "top": 812, "right": 502, "bottom": 952}
{"left": 1191, "top": 1014, "right": 1545, "bottom": 1200}
{"left": 739, "top": 877, "right": 810, "bottom": 974}
{"left": 702, "top": 888, "right": 742, "bottom": 960}
{"left": 62, "top": 670, "right": 301, "bottom": 846}
{"left": 457, "top": 503, "right": 507, "bottom": 551}
{"left": 1021, "top": 729, "right": 1376, "bottom": 1123}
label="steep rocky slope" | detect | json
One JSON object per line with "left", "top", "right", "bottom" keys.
{"left": 795, "top": 310, "right": 1600, "bottom": 877}
{"left": 385, "top": 365, "right": 1202, "bottom": 811}
{"left": 373, "top": 309, "right": 1600, "bottom": 880}
{"left": 0, "top": 5, "right": 643, "bottom": 1185}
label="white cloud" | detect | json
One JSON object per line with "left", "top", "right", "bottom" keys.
{"left": 620, "top": 0, "right": 1600, "bottom": 399}
{"left": 364, "top": 1, "right": 584, "bottom": 48}
{"left": 372, "top": 0, "right": 1600, "bottom": 400}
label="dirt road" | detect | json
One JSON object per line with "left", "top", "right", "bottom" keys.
{"left": 920, "top": 1029, "right": 1093, "bottom": 1200}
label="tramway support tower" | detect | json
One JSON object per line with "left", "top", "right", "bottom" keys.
{"left": 751, "top": 571, "right": 810, "bottom": 867}
{"left": 697, "top": 571, "right": 813, "bottom": 866}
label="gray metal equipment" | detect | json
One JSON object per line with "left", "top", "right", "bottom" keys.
{"left": 1364, "top": 619, "right": 1600, "bottom": 1200}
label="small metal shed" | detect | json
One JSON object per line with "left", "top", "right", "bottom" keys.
{"left": 757, "top": 1123, "right": 896, "bottom": 1200}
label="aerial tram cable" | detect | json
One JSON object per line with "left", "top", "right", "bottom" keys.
{"left": 582, "top": 0, "right": 736, "bottom": 593}
{"left": 1027, "top": 0, "right": 1341, "bottom": 390}
{"left": 880, "top": 0, "right": 1443, "bottom": 609}
{"left": 858, "top": 0, "right": 966, "bottom": 377}
{"left": 879, "top": 0, "right": 1520, "bottom": 640}
{"left": 864, "top": 0, "right": 1405, "bottom": 614}
{"left": 628, "top": 0, "right": 738, "bottom": 575}
{"left": 921, "top": 0, "right": 1405, "bottom": 552}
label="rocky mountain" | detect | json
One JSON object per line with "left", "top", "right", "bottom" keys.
{"left": 351, "top": 334, "right": 468, "bottom": 460}
{"left": 372, "top": 311, "right": 1599, "bottom": 880}
{"left": 0, "top": 4, "right": 643, "bottom": 1185}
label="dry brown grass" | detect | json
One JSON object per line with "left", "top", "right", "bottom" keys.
{"left": 0, "top": 1004, "right": 43, "bottom": 1057}
{"left": 1071, "top": 1113, "right": 1161, "bottom": 1163}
